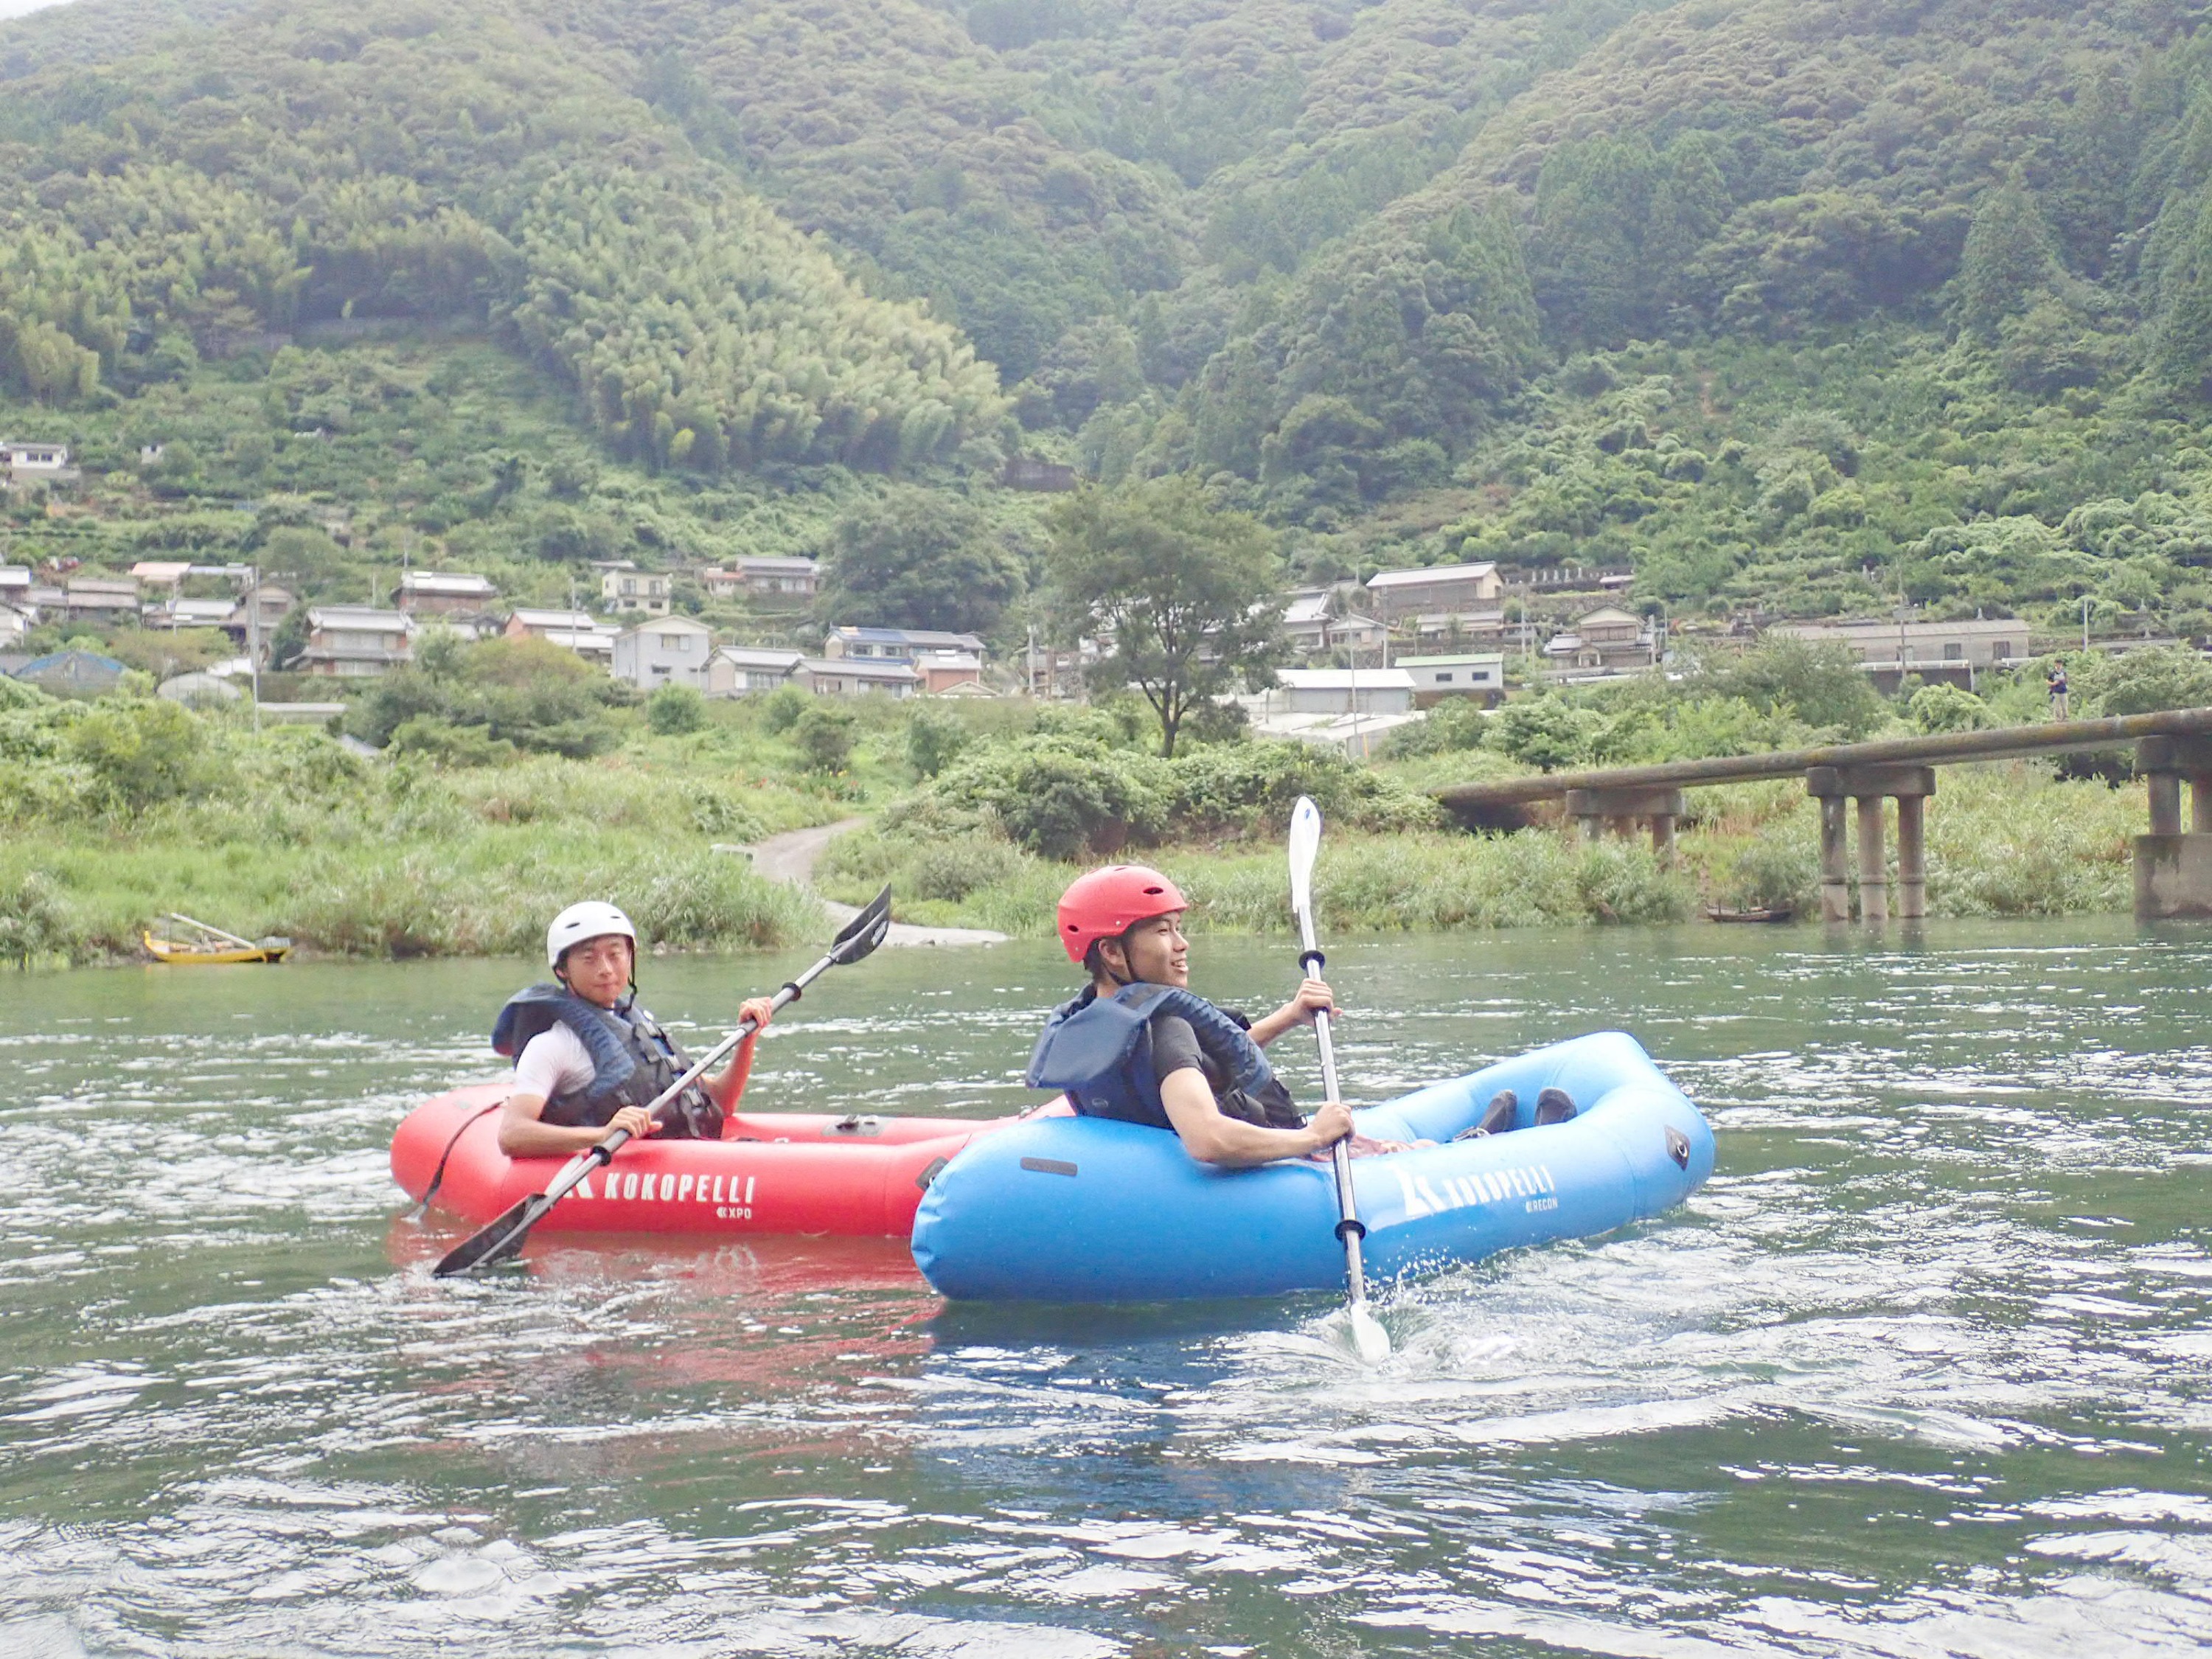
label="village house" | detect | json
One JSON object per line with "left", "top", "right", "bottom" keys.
{"left": 1767, "top": 615, "right": 2031, "bottom": 687}
{"left": 1396, "top": 652, "right": 1507, "bottom": 706}
{"left": 504, "top": 608, "right": 619, "bottom": 665}
{"left": 299, "top": 606, "right": 413, "bottom": 677}
{"left": 1363, "top": 561, "right": 1506, "bottom": 627}
{"left": 0, "top": 566, "right": 30, "bottom": 608}
{"left": 65, "top": 577, "right": 142, "bottom": 622}
{"left": 821, "top": 625, "right": 987, "bottom": 664}
{"left": 706, "top": 646, "right": 809, "bottom": 698}
{"left": 612, "top": 615, "right": 714, "bottom": 691}
{"left": 397, "top": 571, "right": 500, "bottom": 616}
{"left": 601, "top": 566, "right": 671, "bottom": 616}
{"left": 1, "top": 442, "right": 77, "bottom": 484}
{"left": 1245, "top": 668, "right": 1424, "bottom": 757}
{"left": 914, "top": 650, "right": 985, "bottom": 695}
{"left": 1263, "top": 668, "right": 1418, "bottom": 719}
{"left": 1543, "top": 605, "right": 1655, "bottom": 674}
{"left": 806, "top": 656, "right": 919, "bottom": 698}
{"left": 1283, "top": 589, "right": 1389, "bottom": 658}
{"left": 162, "top": 597, "right": 243, "bottom": 630}
{"left": 702, "top": 557, "right": 818, "bottom": 605}
{"left": 0, "top": 602, "right": 27, "bottom": 647}
{"left": 130, "top": 560, "right": 193, "bottom": 598}
{"left": 226, "top": 582, "right": 295, "bottom": 649}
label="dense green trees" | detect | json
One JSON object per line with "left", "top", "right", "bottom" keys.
{"left": 9, "top": 0, "right": 2212, "bottom": 633}
{"left": 816, "top": 487, "right": 1024, "bottom": 636}
{"left": 0, "top": 0, "right": 1003, "bottom": 475}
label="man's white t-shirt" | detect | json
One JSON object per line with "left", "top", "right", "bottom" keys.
{"left": 513, "top": 1023, "right": 599, "bottom": 1103}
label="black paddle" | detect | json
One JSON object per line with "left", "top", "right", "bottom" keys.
{"left": 432, "top": 886, "right": 894, "bottom": 1278}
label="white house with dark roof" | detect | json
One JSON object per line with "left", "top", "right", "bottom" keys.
{"left": 822, "top": 625, "right": 985, "bottom": 664}
{"left": 613, "top": 615, "right": 714, "bottom": 691}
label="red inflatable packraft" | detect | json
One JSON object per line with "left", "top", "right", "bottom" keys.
{"left": 391, "top": 1085, "right": 1051, "bottom": 1238}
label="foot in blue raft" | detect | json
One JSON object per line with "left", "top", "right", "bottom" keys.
{"left": 909, "top": 866, "right": 1716, "bottom": 1304}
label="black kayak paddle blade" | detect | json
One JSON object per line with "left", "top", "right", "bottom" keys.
{"left": 830, "top": 885, "right": 894, "bottom": 965}
{"left": 432, "top": 1194, "right": 544, "bottom": 1277}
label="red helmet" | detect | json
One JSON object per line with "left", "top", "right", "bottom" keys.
{"left": 1057, "top": 865, "right": 1189, "bottom": 964}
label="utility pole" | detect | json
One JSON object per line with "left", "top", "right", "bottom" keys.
{"left": 247, "top": 561, "right": 262, "bottom": 734}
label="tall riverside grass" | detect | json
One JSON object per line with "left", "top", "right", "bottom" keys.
{"left": 1, "top": 828, "right": 823, "bottom": 961}
{"left": 818, "top": 762, "right": 2152, "bottom": 935}
{"left": 818, "top": 827, "right": 1700, "bottom": 933}
{"left": 1, "top": 712, "right": 840, "bottom": 964}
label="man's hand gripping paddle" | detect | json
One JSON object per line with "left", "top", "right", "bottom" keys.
{"left": 433, "top": 886, "right": 894, "bottom": 1279}
{"left": 1287, "top": 797, "right": 1391, "bottom": 1364}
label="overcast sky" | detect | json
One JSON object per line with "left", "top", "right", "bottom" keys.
{"left": 0, "top": 0, "right": 72, "bottom": 18}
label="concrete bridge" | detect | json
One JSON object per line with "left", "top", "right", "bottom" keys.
{"left": 1433, "top": 706, "right": 2212, "bottom": 922}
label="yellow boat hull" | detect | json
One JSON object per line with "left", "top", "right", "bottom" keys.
{"left": 142, "top": 932, "right": 289, "bottom": 965}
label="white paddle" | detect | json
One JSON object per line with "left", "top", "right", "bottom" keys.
{"left": 1287, "top": 796, "right": 1392, "bottom": 1363}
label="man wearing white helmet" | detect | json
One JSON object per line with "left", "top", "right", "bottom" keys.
{"left": 492, "top": 900, "right": 776, "bottom": 1157}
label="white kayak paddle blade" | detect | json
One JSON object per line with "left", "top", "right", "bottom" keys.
{"left": 1347, "top": 1304, "right": 1392, "bottom": 1365}
{"left": 1287, "top": 795, "right": 1322, "bottom": 922}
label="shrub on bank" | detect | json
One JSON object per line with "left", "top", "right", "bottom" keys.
{"left": 909, "top": 732, "right": 1439, "bottom": 858}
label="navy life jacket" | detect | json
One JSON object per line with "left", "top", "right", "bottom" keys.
{"left": 493, "top": 984, "right": 722, "bottom": 1140}
{"left": 1026, "top": 982, "right": 1303, "bottom": 1132}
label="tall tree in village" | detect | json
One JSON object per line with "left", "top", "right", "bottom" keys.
{"left": 1046, "top": 476, "right": 1284, "bottom": 757}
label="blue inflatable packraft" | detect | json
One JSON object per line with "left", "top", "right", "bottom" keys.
{"left": 911, "top": 1031, "right": 1714, "bottom": 1303}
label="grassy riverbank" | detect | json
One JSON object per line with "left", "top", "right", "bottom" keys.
{"left": 0, "top": 686, "right": 846, "bottom": 964}
{"left": 817, "top": 762, "right": 2148, "bottom": 936}
{"left": 1, "top": 641, "right": 2188, "bottom": 966}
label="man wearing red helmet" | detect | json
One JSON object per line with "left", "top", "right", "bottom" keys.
{"left": 1026, "top": 864, "right": 1359, "bottom": 1166}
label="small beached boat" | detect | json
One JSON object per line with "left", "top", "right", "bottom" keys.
{"left": 911, "top": 1031, "right": 1714, "bottom": 1303}
{"left": 142, "top": 912, "right": 291, "bottom": 964}
{"left": 1705, "top": 904, "right": 1795, "bottom": 924}
{"left": 391, "top": 1085, "right": 1037, "bottom": 1239}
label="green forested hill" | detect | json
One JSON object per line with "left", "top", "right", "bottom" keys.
{"left": 2, "top": 0, "right": 2211, "bottom": 639}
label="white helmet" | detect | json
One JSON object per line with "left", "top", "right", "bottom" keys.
{"left": 546, "top": 901, "right": 637, "bottom": 969}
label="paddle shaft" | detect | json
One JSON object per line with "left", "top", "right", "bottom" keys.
{"left": 511, "top": 964, "right": 824, "bottom": 1220}
{"left": 441, "top": 966, "right": 812, "bottom": 1272}
{"left": 1295, "top": 933, "right": 1372, "bottom": 1310}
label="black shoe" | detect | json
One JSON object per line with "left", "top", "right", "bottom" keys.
{"left": 1534, "top": 1087, "right": 1577, "bottom": 1125}
{"left": 1455, "top": 1089, "right": 1517, "bottom": 1140}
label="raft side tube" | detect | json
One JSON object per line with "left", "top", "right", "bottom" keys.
{"left": 391, "top": 1087, "right": 1022, "bottom": 1239}
{"left": 911, "top": 1032, "right": 1715, "bottom": 1303}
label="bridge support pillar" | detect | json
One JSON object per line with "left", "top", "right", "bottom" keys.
{"left": 1565, "top": 787, "right": 1688, "bottom": 860}
{"left": 2134, "top": 737, "right": 2212, "bottom": 917}
{"left": 1818, "top": 796, "right": 1850, "bottom": 922}
{"left": 1808, "top": 765, "right": 1935, "bottom": 924}
{"left": 1894, "top": 793, "right": 1927, "bottom": 920}
{"left": 1855, "top": 797, "right": 1889, "bottom": 924}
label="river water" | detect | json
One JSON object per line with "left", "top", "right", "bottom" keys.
{"left": 3, "top": 920, "right": 2211, "bottom": 1657}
